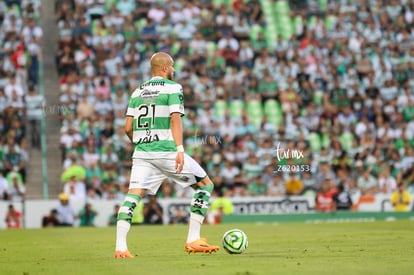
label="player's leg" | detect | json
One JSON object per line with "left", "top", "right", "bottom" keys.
{"left": 187, "top": 176, "right": 213, "bottom": 241}
{"left": 115, "top": 159, "right": 166, "bottom": 258}
{"left": 159, "top": 154, "right": 219, "bottom": 253}
{"left": 185, "top": 176, "right": 219, "bottom": 253}
{"left": 115, "top": 187, "right": 146, "bottom": 259}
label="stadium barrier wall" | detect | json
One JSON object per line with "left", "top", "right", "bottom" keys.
{"left": 0, "top": 194, "right": 411, "bottom": 229}
{"left": 221, "top": 211, "right": 414, "bottom": 224}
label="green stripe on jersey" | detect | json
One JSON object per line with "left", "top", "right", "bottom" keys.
{"left": 135, "top": 140, "right": 177, "bottom": 152}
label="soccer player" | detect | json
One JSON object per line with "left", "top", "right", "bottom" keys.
{"left": 114, "top": 52, "right": 219, "bottom": 258}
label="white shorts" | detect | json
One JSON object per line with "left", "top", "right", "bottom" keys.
{"left": 129, "top": 153, "right": 208, "bottom": 195}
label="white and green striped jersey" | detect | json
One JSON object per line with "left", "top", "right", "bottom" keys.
{"left": 26, "top": 94, "right": 45, "bottom": 120}
{"left": 126, "top": 76, "right": 185, "bottom": 158}
{"left": 242, "top": 162, "right": 264, "bottom": 179}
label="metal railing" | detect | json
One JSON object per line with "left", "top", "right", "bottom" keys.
{"left": 38, "top": 60, "right": 48, "bottom": 199}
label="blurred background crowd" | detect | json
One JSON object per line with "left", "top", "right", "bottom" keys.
{"left": 1, "top": 0, "right": 413, "bottom": 212}
{"left": 0, "top": 0, "right": 43, "bottom": 202}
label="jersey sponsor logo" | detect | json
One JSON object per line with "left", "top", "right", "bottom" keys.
{"left": 139, "top": 89, "right": 160, "bottom": 98}
{"left": 136, "top": 134, "right": 160, "bottom": 144}
{"left": 139, "top": 81, "right": 165, "bottom": 89}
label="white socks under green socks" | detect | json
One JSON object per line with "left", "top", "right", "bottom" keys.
{"left": 187, "top": 184, "right": 214, "bottom": 243}
{"left": 115, "top": 193, "right": 141, "bottom": 251}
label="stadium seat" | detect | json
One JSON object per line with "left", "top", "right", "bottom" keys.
{"left": 277, "top": 16, "right": 293, "bottom": 40}
{"left": 260, "top": 0, "right": 272, "bottom": 12}
{"left": 277, "top": 16, "right": 291, "bottom": 25}
{"left": 265, "top": 112, "right": 283, "bottom": 128}
{"left": 265, "top": 25, "right": 278, "bottom": 46}
{"left": 278, "top": 26, "right": 293, "bottom": 40}
{"left": 249, "top": 24, "right": 263, "bottom": 42}
{"left": 307, "top": 132, "right": 322, "bottom": 152}
{"left": 307, "top": 15, "right": 317, "bottom": 28}
{"left": 274, "top": 0, "right": 290, "bottom": 16}
{"left": 321, "top": 134, "right": 331, "bottom": 148}
{"left": 174, "top": 58, "right": 186, "bottom": 72}
{"left": 214, "top": 100, "right": 228, "bottom": 120}
{"left": 206, "top": 41, "right": 217, "bottom": 56}
{"left": 247, "top": 100, "right": 263, "bottom": 128}
{"left": 170, "top": 42, "right": 181, "bottom": 56}
{"left": 229, "top": 100, "right": 245, "bottom": 120}
{"left": 318, "top": 0, "right": 328, "bottom": 12}
{"left": 325, "top": 15, "right": 337, "bottom": 31}
{"left": 264, "top": 99, "right": 282, "bottom": 121}
{"left": 313, "top": 90, "right": 324, "bottom": 106}
{"left": 213, "top": 0, "right": 227, "bottom": 8}
{"left": 293, "top": 15, "right": 303, "bottom": 35}
{"left": 339, "top": 131, "right": 355, "bottom": 151}
{"left": 91, "top": 20, "right": 99, "bottom": 34}
{"left": 105, "top": 0, "right": 117, "bottom": 12}
{"left": 260, "top": 0, "right": 275, "bottom": 21}
{"left": 226, "top": 0, "right": 234, "bottom": 8}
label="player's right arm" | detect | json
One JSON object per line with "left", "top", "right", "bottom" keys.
{"left": 125, "top": 95, "right": 136, "bottom": 143}
{"left": 125, "top": 116, "right": 134, "bottom": 143}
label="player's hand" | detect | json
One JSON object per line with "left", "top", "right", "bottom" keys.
{"left": 175, "top": 152, "right": 184, "bottom": 173}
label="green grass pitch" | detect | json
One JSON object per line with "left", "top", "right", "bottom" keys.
{"left": 1, "top": 221, "right": 413, "bottom": 275}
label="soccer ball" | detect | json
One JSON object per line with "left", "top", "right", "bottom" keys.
{"left": 222, "top": 229, "right": 248, "bottom": 254}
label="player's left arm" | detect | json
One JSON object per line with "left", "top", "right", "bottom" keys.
{"left": 171, "top": 113, "right": 183, "bottom": 146}
{"left": 169, "top": 84, "right": 185, "bottom": 173}
{"left": 171, "top": 112, "right": 184, "bottom": 173}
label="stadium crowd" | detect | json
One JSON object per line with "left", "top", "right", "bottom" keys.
{"left": 54, "top": 0, "right": 413, "bottom": 211}
{"left": 0, "top": 0, "right": 43, "bottom": 202}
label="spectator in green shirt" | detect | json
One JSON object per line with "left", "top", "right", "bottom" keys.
{"left": 248, "top": 175, "right": 267, "bottom": 196}
{"left": 108, "top": 204, "right": 120, "bottom": 226}
{"left": 258, "top": 70, "right": 278, "bottom": 102}
{"left": 78, "top": 203, "right": 98, "bottom": 226}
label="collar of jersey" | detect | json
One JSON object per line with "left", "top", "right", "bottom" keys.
{"left": 151, "top": 76, "right": 164, "bottom": 80}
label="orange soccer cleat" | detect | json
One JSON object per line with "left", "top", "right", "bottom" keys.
{"left": 114, "top": 250, "right": 134, "bottom": 259}
{"left": 185, "top": 238, "right": 219, "bottom": 254}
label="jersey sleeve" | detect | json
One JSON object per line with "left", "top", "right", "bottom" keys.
{"left": 168, "top": 84, "right": 185, "bottom": 116}
{"left": 125, "top": 98, "right": 135, "bottom": 117}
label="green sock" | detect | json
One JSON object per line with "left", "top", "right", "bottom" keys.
{"left": 190, "top": 184, "right": 214, "bottom": 218}
{"left": 117, "top": 193, "right": 141, "bottom": 224}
